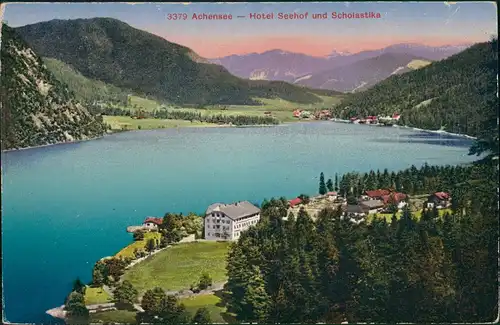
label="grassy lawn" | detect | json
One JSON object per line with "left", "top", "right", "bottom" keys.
{"left": 181, "top": 293, "right": 235, "bottom": 323}
{"left": 90, "top": 310, "right": 137, "bottom": 323}
{"left": 129, "top": 95, "right": 162, "bottom": 112}
{"left": 104, "top": 115, "right": 215, "bottom": 131}
{"left": 368, "top": 208, "right": 453, "bottom": 223}
{"left": 115, "top": 232, "right": 162, "bottom": 259}
{"left": 122, "top": 241, "right": 231, "bottom": 293}
{"left": 84, "top": 286, "right": 112, "bottom": 305}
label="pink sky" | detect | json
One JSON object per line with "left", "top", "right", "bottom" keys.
{"left": 159, "top": 33, "right": 479, "bottom": 58}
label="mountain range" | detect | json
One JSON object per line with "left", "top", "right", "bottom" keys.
{"left": 210, "top": 44, "right": 470, "bottom": 92}
{"left": 14, "top": 18, "right": 340, "bottom": 106}
{"left": 0, "top": 24, "right": 106, "bottom": 150}
{"left": 293, "top": 53, "right": 432, "bottom": 93}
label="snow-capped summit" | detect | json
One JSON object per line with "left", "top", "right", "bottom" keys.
{"left": 327, "top": 50, "right": 352, "bottom": 58}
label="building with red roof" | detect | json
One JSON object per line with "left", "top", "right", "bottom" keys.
{"left": 426, "top": 192, "right": 452, "bottom": 209}
{"left": 381, "top": 192, "right": 407, "bottom": 205}
{"left": 289, "top": 198, "right": 303, "bottom": 207}
{"left": 365, "top": 189, "right": 391, "bottom": 200}
{"left": 142, "top": 217, "right": 163, "bottom": 230}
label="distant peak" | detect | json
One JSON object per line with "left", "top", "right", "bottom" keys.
{"left": 262, "top": 49, "right": 293, "bottom": 55}
{"left": 327, "top": 50, "right": 352, "bottom": 58}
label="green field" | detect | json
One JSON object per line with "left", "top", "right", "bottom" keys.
{"left": 176, "top": 96, "right": 343, "bottom": 123}
{"left": 90, "top": 310, "right": 137, "bottom": 323}
{"left": 368, "top": 208, "right": 453, "bottom": 223}
{"left": 109, "top": 94, "right": 344, "bottom": 126}
{"left": 103, "top": 116, "right": 215, "bottom": 131}
{"left": 122, "top": 241, "right": 231, "bottom": 293}
{"left": 128, "top": 95, "right": 163, "bottom": 112}
{"left": 84, "top": 286, "right": 112, "bottom": 305}
{"left": 180, "top": 293, "right": 235, "bottom": 323}
{"left": 115, "top": 232, "right": 162, "bottom": 259}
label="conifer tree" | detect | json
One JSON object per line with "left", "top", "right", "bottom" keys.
{"left": 326, "top": 178, "right": 334, "bottom": 192}
{"left": 319, "top": 172, "right": 327, "bottom": 195}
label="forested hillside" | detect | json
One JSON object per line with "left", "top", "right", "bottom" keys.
{"left": 16, "top": 18, "right": 341, "bottom": 106}
{"left": 332, "top": 39, "right": 498, "bottom": 137}
{"left": 225, "top": 160, "right": 498, "bottom": 323}
{"left": 0, "top": 24, "right": 106, "bottom": 150}
{"left": 43, "top": 57, "right": 129, "bottom": 106}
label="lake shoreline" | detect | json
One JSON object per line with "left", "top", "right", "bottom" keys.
{"left": 0, "top": 122, "right": 280, "bottom": 154}
{"left": 2, "top": 120, "right": 476, "bottom": 154}
{"left": 1, "top": 135, "right": 106, "bottom": 154}
{"left": 329, "top": 119, "right": 478, "bottom": 140}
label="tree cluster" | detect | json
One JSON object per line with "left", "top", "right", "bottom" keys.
{"left": 226, "top": 163, "right": 498, "bottom": 323}
{"left": 92, "top": 257, "right": 129, "bottom": 287}
{"left": 335, "top": 163, "right": 476, "bottom": 198}
{"left": 136, "top": 287, "right": 211, "bottom": 324}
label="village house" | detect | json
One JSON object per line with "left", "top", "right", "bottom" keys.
{"left": 204, "top": 201, "right": 261, "bottom": 241}
{"left": 342, "top": 205, "right": 367, "bottom": 225}
{"left": 326, "top": 191, "right": 338, "bottom": 201}
{"left": 426, "top": 192, "right": 451, "bottom": 209}
{"left": 300, "top": 110, "right": 311, "bottom": 118}
{"left": 359, "top": 199, "right": 385, "bottom": 214}
{"left": 315, "top": 110, "right": 332, "bottom": 120}
{"left": 142, "top": 217, "right": 163, "bottom": 231}
{"left": 344, "top": 204, "right": 367, "bottom": 217}
{"left": 364, "top": 189, "right": 391, "bottom": 200}
{"left": 288, "top": 197, "right": 303, "bottom": 207}
{"left": 381, "top": 192, "right": 408, "bottom": 209}
{"left": 293, "top": 109, "right": 302, "bottom": 118}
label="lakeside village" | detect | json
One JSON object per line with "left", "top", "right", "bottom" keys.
{"left": 54, "top": 170, "right": 454, "bottom": 322}
{"left": 139, "top": 188, "right": 450, "bottom": 240}
{"left": 292, "top": 108, "right": 402, "bottom": 126}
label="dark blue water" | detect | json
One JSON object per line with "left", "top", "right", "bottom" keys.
{"left": 1, "top": 122, "right": 476, "bottom": 323}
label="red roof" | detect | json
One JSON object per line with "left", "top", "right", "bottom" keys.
{"left": 366, "top": 116, "right": 377, "bottom": 120}
{"left": 327, "top": 191, "right": 338, "bottom": 196}
{"left": 289, "top": 198, "right": 302, "bottom": 207}
{"left": 365, "top": 189, "right": 390, "bottom": 198}
{"left": 381, "top": 193, "right": 407, "bottom": 204}
{"left": 350, "top": 117, "right": 358, "bottom": 121}
{"left": 143, "top": 217, "right": 163, "bottom": 225}
{"left": 434, "top": 192, "right": 450, "bottom": 200}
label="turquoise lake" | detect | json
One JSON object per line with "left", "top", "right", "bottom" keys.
{"left": 1, "top": 122, "right": 477, "bottom": 323}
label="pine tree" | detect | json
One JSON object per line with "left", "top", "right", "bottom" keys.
{"left": 334, "top": 173, "right": 339, "bottom": 191}
{"left": 326, "top": 178, "right": 334, "bottom": 192}
{"left": 239, "top": 265, "right": 271, "bottom": 322}
{"left": 319, "top": 172, "right": 327, "bottom": 195}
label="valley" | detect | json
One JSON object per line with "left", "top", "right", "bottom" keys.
{"left": 0, "top": 2, "right": 498, "bottom": 325}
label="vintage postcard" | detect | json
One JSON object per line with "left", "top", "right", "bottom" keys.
{"left": 1, "top": 2, "right": 498, "bottom": 324}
